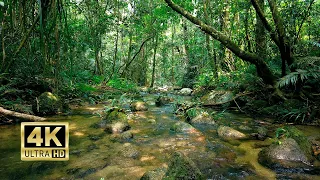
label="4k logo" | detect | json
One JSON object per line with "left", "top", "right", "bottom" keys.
{"left": 21, "top": 122, "right": 69, "bottom": 161}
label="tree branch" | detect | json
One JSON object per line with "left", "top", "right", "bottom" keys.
{"left": 118, "top": 36, "right": 153, "bottom": 77}
{"left": 164, "top": 0, "right": 276, "bottom": 85}
{"left": 294, "top": 0, "right": 315, "bottom": 45}
{"left": 3, "top": 14, "right": 40, "bottom": 73}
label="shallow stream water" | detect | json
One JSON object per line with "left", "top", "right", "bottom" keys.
{"left": 0, "top": 93, "right": 319, "bottom": 180}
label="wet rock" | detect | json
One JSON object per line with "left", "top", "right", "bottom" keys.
{"left": 250, "top": 127, "right": 268, "bottom": 140}
{"left": 174, "top": 101, "right": 197, "bottom": 115}
{"left": 140, "top": 167, "right": 167, "bottom": 180}
{"left": 131, "top": 101, "right": 148, "bottom": 111}
{"left": 164, "top": 151, "right": 204, "bottom": 179}
{"left": 95, "top": 107, "right": 131, "bottom": 134}
{"left": 147, "top": 119, "right": 156, "bottom": 124}
{"left": 170, "top": 121, "right": 196, "bottom": 133}
{"left": 110, "top": 131, "right": 133, "bottom": 142}
{"left": 32, "top": 92, "right": 62, "bottom": 115}
{"left": 259, "top": 138, "right": 313, "bottom": 173}
{"left": 238, "top": 125, "right": 252, "bottom": 131}
{"left": 186, "top": 108, "right": 215, "bottom": 125}
{"left": 104, "top": 121, "right": 130, "bottom": 134}
{"left": 155, "top": 96, "right": 174, "bottom": 106}
{"left": 76, "top": 168, "right": 97, "bottom": 178}
{"left": 311, "top": 139, "right": 320, "bottom": 160}
{"left": 70, "top": 150, "right": 82, "bottom": 157}
{"left": 30, "top": 162, "right": 56, "bottom": 173}
{"left": 178, "top": 88, "right": 193, "bottom": 96}
{"left": 201, "top": 90, "right": 233, "bottom": 106}
{"left": 88, "top": 134, "right": 102, "bottom": 141}
{"left": 87, "top": 144, "right": 98, "bottom": 151}
{"left": 217, "top": 126, "right": 247, "bottom": 140}
{"left": 120, "top": 143, "right": 140, "bottom": 159}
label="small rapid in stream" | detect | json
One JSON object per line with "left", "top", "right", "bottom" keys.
{"left": 0, "top": 93, "right": 319, "bottom": 180}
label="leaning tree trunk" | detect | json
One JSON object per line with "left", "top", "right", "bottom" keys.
{"left": 164, "top": 0, "right": 276, "bottom": 86}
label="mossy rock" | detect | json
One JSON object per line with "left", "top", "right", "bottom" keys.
{"left": 217, "top": 125, "right": 247, "bottom": 140}
{"left": 258, "top": 138, "right": 314, "bottom": 173}
{"left": 140, "top": 167, "right": 167, "bottom": 180}
{"left": 186, "top": 108, "right": 204, "bottom": 120}
{"left": 201, "top": 90, "right": 233, "bottom": 106}
{"left": 32, "top": 92, "right": 62, "bottom": 116}
{"left": 282, "top": 126, "right": 314, "bottom": 161}
{"left": 102, "top": 107, "right": 127, "bottom": 123}
{"left": 164, "top": 152, "right": 204, "bottom": 180}
{"left": 186, "top": 108, "right": 215, "bottom": 125}
{"left": 96, "top": 107, "right": 131, "bottom": 133}
{"left": 170, "top": 121, "right": 196, "bottom": 133}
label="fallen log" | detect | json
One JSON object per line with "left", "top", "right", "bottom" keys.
{"left": 0, "top": 106, "right": 47, "bottom": 122}
{"left": 202, "top": 92, "right": 252, "bottom": 106}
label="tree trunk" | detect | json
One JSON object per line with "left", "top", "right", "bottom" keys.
{"left": 203, "top": 0, "right": 216, "bottom": 76}
{"left": 255, "top": 0, "right": 266, "bottom": 59}
{"left": 150, "top": 33, "right": 158, "bottom": 87}
{"left": 171, "top": 23, "right": 176, "bottom": 83}
{"left": 0, "top": 107, "right": 47, "bottom": 121}
{"left": 165, "top": 0, "right": 276, "bottom": 85}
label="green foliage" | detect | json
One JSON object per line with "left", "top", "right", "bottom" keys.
{"left": 260, "top": 100, "right": 309, "bottom": 123}
{"left": 195, "top": 65, "right": 263, "bottom": 93}
{"left": 277, "top": 57, "right": 320, "bottom": 88}
{"left": 275, "top": 127, "right": 289, "bottom": 139}
{"left": 107, "top": 78, "right": 137, "bottom": 92}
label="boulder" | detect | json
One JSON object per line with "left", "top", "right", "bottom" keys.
{"left": 105, "top": 122, "right": 130, "bottom": 134}
{"left": 97, "top": 107, "right": 131, "bottom": 134}
{"left": 174, "top": 101, "right": 197, "bottom": 115}
{"left": 259, "top": 138, "right": 313, "bottom": 172}
{"left": 32, "top": 92, "right": 61, "bottom": 115}
{"left": 186, "top": 108, "right": 215, "bottom": 125}
{"left": 170, "top": 121, "right": 196, "bottom": 133}
{"left": 250, "top": 127, "right": 268, "bottom": 140}
{"left": 131, "top": 101, "right": 148, "bottom": 111}
{"left": 201, "top": 90, "right": 233, "bottom": 106}
{"left": 140, "top": 167, "right": 167, "bottom": 180}
{"left": 164, "top": 152, "right": 204, "bottom": 179}
{"left": 217, "top": 126, "right": 246, "bottom": 140}
{"left": 179, "top": 88, "right": 193, "bottom": 96}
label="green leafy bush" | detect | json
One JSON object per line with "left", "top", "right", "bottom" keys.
{"left": 107, "top": 78, "right": 137, "bottom": 91}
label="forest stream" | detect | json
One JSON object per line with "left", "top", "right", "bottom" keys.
{"left": 0, "top": 93, "right": 320, "bottom": 180}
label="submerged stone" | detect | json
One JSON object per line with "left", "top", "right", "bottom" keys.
{"left": 164, "top": 151, "right": 204, "bottom": 180}
{"left": 140, "top": 167, "right": 167, "bottom": 180}
{"left": 120, "top": 143, "right": 140, "bottom": 159}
